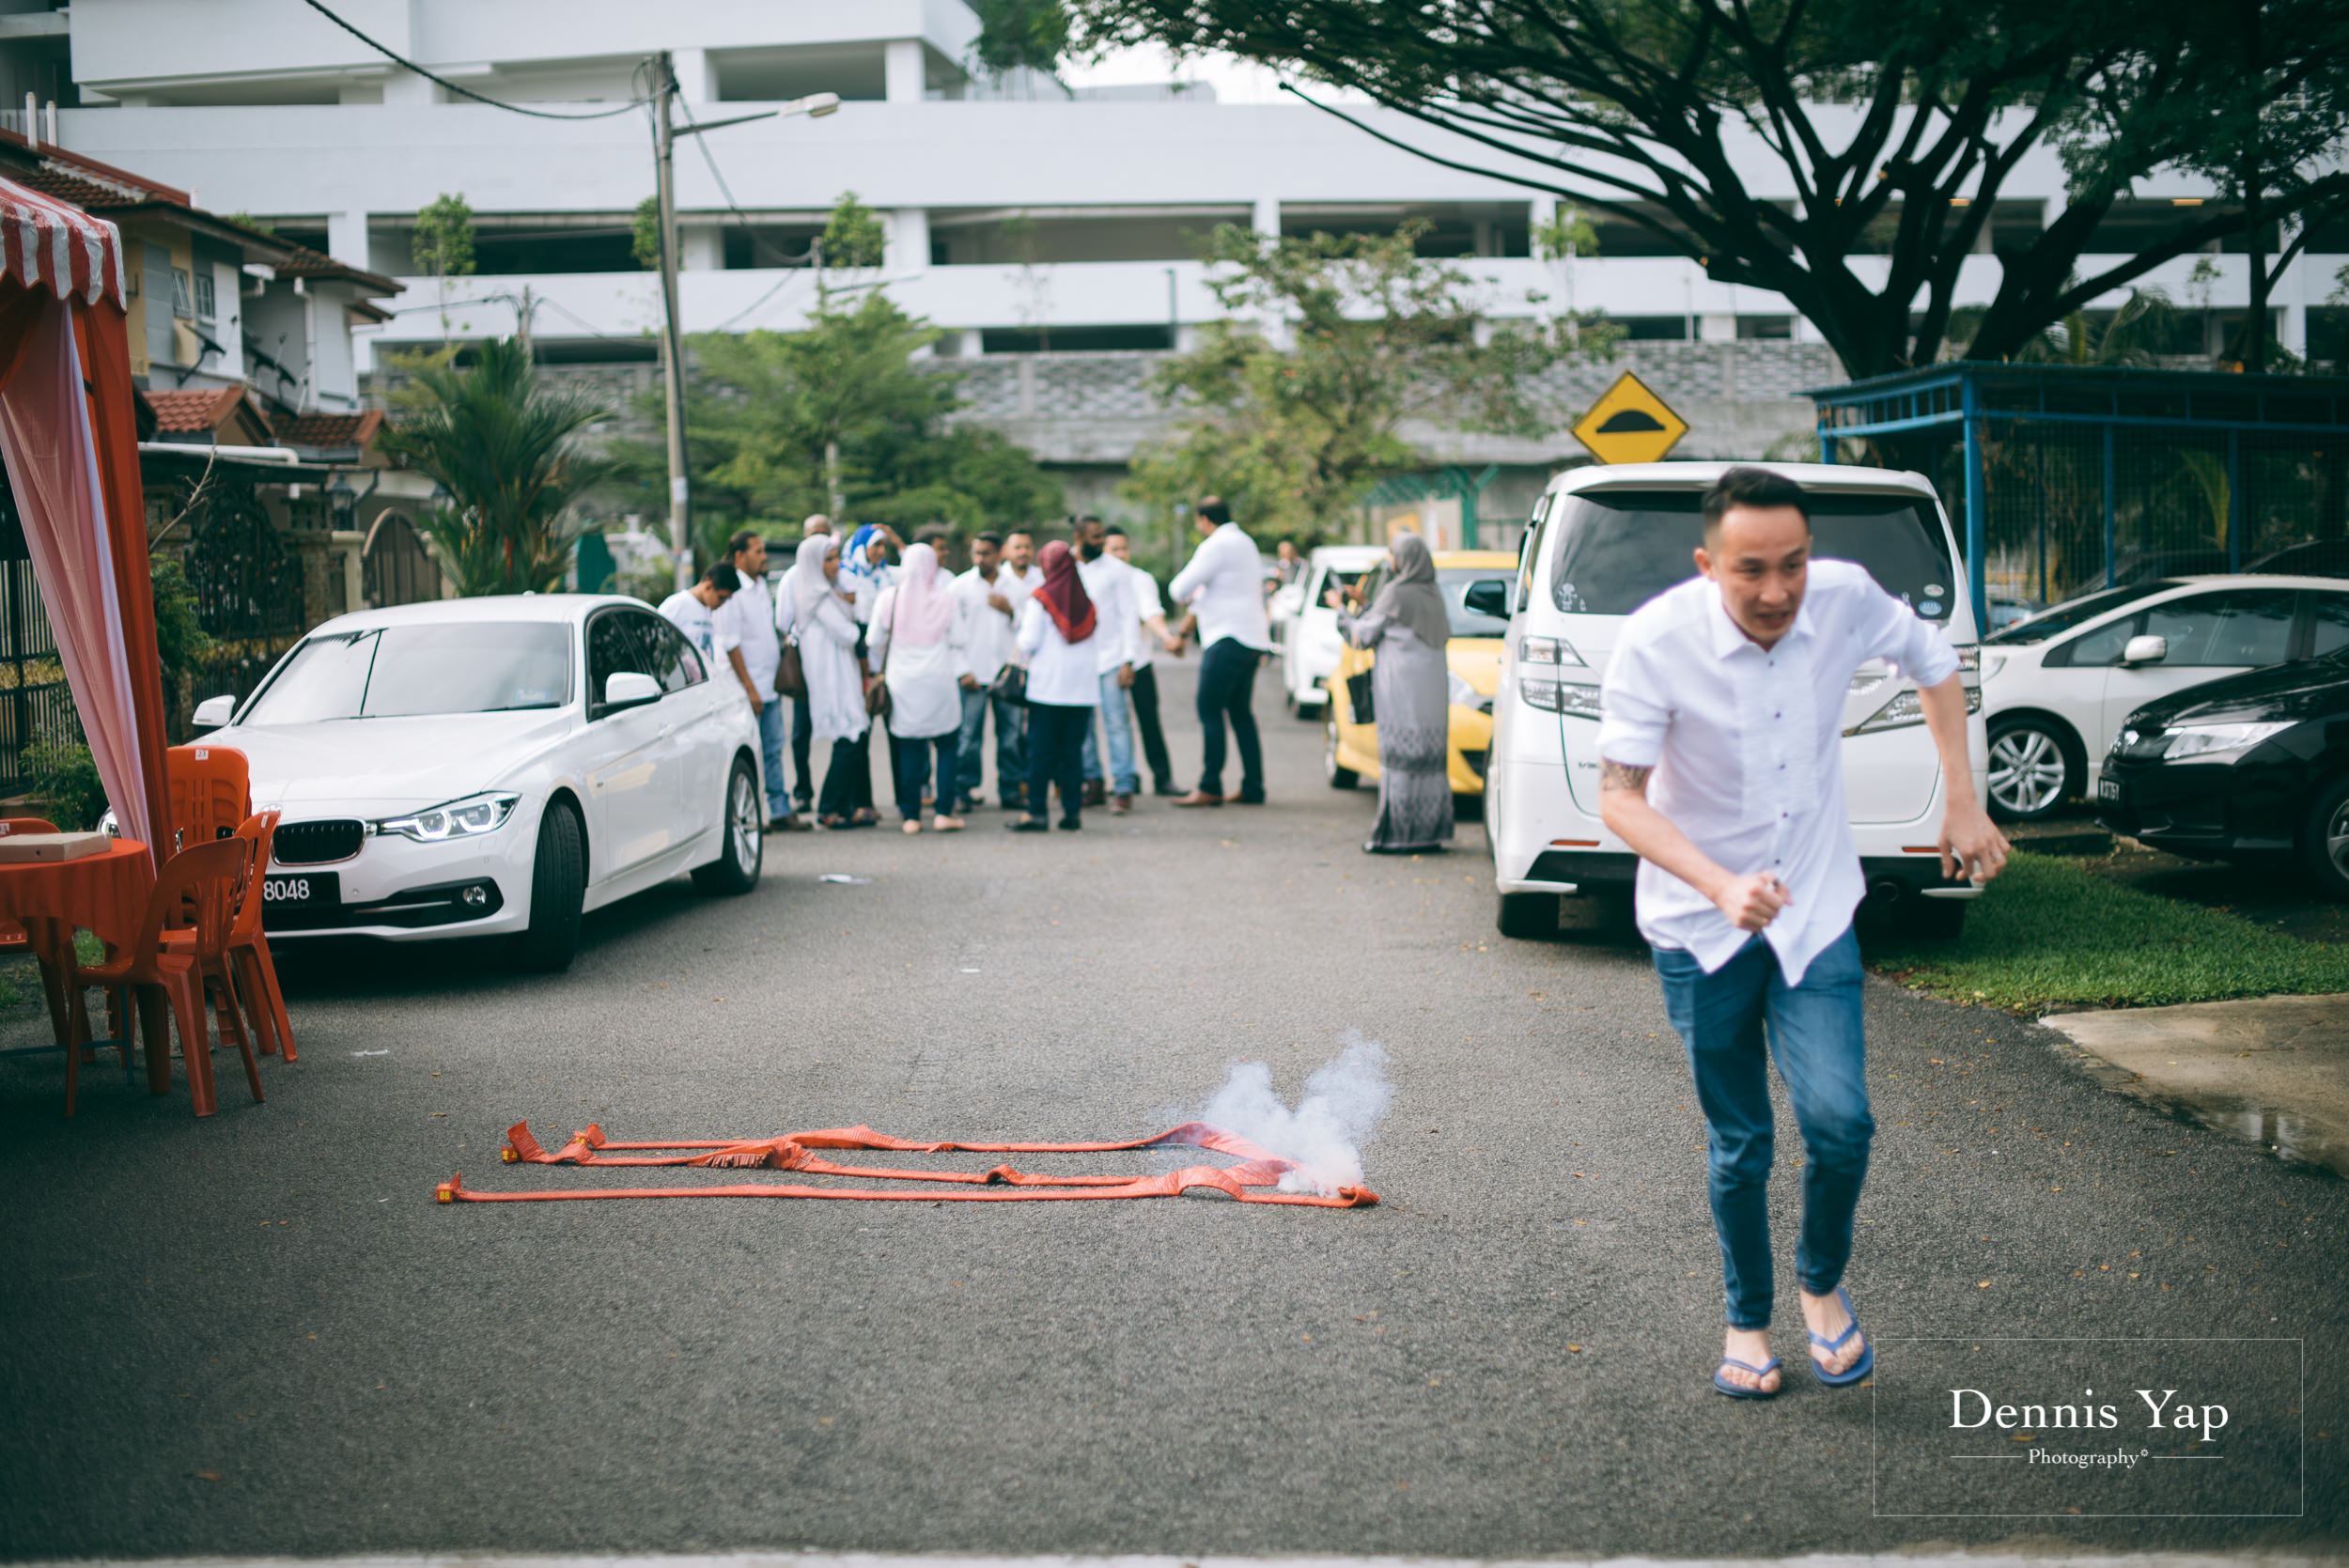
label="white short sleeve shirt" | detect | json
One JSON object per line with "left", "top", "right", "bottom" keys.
{"left": 1596, "top": 559, "right": 1960, "bottom": 986}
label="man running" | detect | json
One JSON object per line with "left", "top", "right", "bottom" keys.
{"left": 1595, "top": 466, "right": 2007, "bottom": 1400}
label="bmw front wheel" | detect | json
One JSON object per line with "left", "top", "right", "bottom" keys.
{"left": 692, "top": 754, "right": 764, "bottom": 895}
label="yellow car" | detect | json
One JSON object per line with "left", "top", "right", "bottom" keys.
{"left": 1326, "top": 549, "right": 1517, "bottom": 799}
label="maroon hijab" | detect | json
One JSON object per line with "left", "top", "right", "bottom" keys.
{"left": 1033, "top": 539, "right": 1097, "bottom": 644}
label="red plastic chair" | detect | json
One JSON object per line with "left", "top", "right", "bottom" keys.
{"left": 0, "top": 815, "right": 74, "bottom": 1047}
{"left": 66, "top": 837, "right": 261, "bottom": 1117}
{"left": 166, "top": 744, "right": 251, "bottom": 850}
{"left": 164, "top": 811, "right": 294, "bottom": 1063}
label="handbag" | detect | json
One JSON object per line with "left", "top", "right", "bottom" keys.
{"left": 1346, "top": 668, "right": 1376, "bottom": 725}
{"left": 774, "top": 636, "right": 806, "bottom": 700}
{"left": 864, "top": 585, "right": 897, "bottom": 720}
{"left": 989, "top": 662, "right": 1028, "bottom": 707}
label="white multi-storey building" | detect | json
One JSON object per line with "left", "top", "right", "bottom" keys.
{"left": 16, "top": 0, "right": 2344, "bottom": 520}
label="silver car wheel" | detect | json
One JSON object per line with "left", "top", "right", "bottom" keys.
{"left": 2326, "top": 799, "right": 2349, "bottom": 879}
{"left": 729, "top": 766, "right": 761, "bottom": 869}
{"left": 1987, "top": 725, "right": 2067, "bottom": 815}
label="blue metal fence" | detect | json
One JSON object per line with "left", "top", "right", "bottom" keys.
{"left": 1808, "top": 365, "right": 2349, "bottom": 631}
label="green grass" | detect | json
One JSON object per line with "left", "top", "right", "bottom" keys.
{"left": 1867, "top": 851, "right": 2349, "bottom": 1015}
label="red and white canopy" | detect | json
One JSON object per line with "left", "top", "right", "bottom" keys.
{"left": 0, "top": 178, "right": 124, "bottom": 308}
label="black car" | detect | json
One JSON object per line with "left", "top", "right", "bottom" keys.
{"left": 2096, "top": 651, "right": 2349, "bottom": 897}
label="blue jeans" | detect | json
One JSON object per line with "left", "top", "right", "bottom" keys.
{"left": 957, "top": 684, "right": 1027, "bottom": 805}
{"left": 754, "top": 696, "right": 789, "bottom": 818}
{"left": 890, "top": 730, "right": 961, "bottom": 821}
{"left": 1080, "top": 668, "right": 1139, "bottom": 794}
{"left": 1652, "top": 925, "right": 1873, "bottom": 1330}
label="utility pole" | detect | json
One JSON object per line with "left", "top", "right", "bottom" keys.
{"left": 648, "top": 60, "right": 836, "bottom": 590}
{"left": 653, "top": 51, "right": 693, "bottom": 591}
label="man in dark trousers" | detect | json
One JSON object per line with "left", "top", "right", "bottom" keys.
{"left": 1168, "top": 496, "right": 1271, "bottom": 806}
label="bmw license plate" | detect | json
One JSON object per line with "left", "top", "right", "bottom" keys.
{"left": 2097, "top": 777, "right": 2122, "bottom": 803}
{"left": 262, "top": 871, "right": 338, "bottom": 910}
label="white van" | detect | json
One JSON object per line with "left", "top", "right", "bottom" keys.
{"left": 1485, "top": 461, "right": 1988, "bottom": 939}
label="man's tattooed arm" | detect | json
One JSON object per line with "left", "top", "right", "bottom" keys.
{"left": 1600, "top": 759, "right": 1653, "bottom": 793}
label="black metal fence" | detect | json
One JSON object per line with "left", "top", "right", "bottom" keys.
{"left": 0, "top": 491, "right": 77, "bottom": 795}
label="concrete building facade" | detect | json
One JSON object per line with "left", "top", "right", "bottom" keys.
{"left": 17, "top": 0, "right": 2345, "bottom": 527}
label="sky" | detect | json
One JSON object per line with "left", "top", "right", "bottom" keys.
{"left": 1056, "top": 43, "right": 1362, "bottom": 104}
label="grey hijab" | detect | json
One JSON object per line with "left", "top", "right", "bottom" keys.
{"left": 1371, "top": 532, "right": 1451, "bottom": 650}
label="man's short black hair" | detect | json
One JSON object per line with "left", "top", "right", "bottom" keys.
{"left": 1701, "top": 466, "right": 1811, "bottom": 541}
{"left": 974, "top": 529, "right": 1004, "bottom": 548}
{"left": 915, "top": 524, "right": 952, "bottom": 548}
{"left": 725, "top": 529, "right": 761, "bottom": 559}
{"left": 1004, "top": 526, "right": 1034, "bottom": 540}
{"left": 704, "top": 562, "right": 742, "bottom": 592}
{"left": 1198, "top": 499, "right": 1232, "bottom": 526}
{"left": 1078, "top": 513, "right": 1103, "bottom": 525}
{"left": 1103, "top": 523, "right": 1128, "bottom": 540}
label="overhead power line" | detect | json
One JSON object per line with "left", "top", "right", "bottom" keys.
{"left": 300, "top": 0, "right": 648, "bottom": 119}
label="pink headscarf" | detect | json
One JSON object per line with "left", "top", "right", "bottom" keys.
{"left": 890, "top": 541, "right": 956, "bottom": 646}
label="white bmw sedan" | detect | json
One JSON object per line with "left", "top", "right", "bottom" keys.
{"left": 189, "top": 594, "right": 766, "bottom": 970}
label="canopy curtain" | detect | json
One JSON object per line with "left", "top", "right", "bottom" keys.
{"left": 0, "top": 179, "right": 171, "bottom": 865}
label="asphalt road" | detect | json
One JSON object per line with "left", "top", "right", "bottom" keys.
{"left": 1, "top": 660, "right": 2341, "bottom": 1560}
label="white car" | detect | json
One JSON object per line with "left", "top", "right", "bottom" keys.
{"left": 1980, "top": 574, "right": 2349, "bottom": 820}
{"left": 1486, "top": 461, "right": 1986, "bottom": 939}
{"left": 1275, "top": 546, "right": 1388, "bottom": 715}
{"left": 188, "top": 595, "right": 767, "bottom": 970}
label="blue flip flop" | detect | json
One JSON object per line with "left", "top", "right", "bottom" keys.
{"left": 1809, "top": 1285, "right": 1874, "bottom": 1387}
{"left": 1712, "top": 1354, "right": 1782, "bottom": 1400}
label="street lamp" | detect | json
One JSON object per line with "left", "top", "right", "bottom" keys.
{"left": 653, "top": 57, "right": 839, "bottom": 588}
{"left": 327, "top": 472, "right": 357, "bottom": 533}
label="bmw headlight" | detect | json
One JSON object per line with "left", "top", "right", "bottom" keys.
{"left": 2155, "top": 722, "right": 2293, "bottom": 761}
{"left": 374, "top": 791, "right": 521, "bottom": 844}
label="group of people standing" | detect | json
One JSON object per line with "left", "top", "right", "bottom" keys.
{"left": 659, "top": 497, "right": 1277, "bottom": 836}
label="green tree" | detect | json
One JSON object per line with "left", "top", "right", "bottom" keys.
{"left": 971, "top": 0, "right": 1073, "bottom": 74}
{"left": 1053, "top": 0, "right": 2349, "bottom": 380}
{"left": 631, "top": 195, "right": 662, "bottom": 271}
{"left": 612, "top": 292, "right": 1061, "bottom": 557}
{"left": 819, "top": 192, "right": 887, "bottom": 271}
{"left": 376, "top": 338, "right": 610, "bottom": 597}
{"left": 1127, "top": 221, "right": 1604, "bottom": 543}
{"left": 412, "top": 193, "right": 476, "bottom": 279}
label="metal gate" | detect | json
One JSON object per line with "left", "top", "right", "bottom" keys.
{"left": 186, "top": 475, "right": 304, "bottom": 706}
{"left": 363, "top": 509, "right": 442, "bottom": 608}
{"left": 0, "top": 490, "right": 75, "bottom": 794}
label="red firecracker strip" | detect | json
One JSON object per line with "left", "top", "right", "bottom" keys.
{"left": 435, "top": 1120, "right": 1377, "bottom": 1208}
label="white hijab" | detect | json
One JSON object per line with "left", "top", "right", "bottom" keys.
{"left": 791, "top": 534, "right": 842, "bottom": 626}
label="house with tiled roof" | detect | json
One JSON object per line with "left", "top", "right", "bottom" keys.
{"left": 0, "top": 128, "right": 400, "bottom": 429}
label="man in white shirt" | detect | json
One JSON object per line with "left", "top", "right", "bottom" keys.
{"left": 1167, "top": 496, "right": 1272, "bottom": 806}
{"left": 1072, "top": 515, "right": 1142, "bottom": 813}
{"left": 713, "top": 529, "right": 802, "bottom": 831}
{"left": 1595, "top": 466, "right": 2008, "bottom": 1403}
{"left": 658, "top": 562, "right": 739, "bottom": 668}
{"left": 952, "top": 530, "right": 1034, "bottom": 813}
{"left": 1104, "top": 524, "right": 1180, "bottom": 797}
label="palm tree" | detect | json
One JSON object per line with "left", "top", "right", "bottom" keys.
{"left": 378, "top": 338, "right": 610, "bottom": 597}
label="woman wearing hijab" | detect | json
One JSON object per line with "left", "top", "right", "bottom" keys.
{"left": 868, "top": 541, "right": 971, "bottom": 833}
{"left": 783, "top": 534, "right": 873, "bottom": 829}
{"left": 1010, "top": 539, "right": 1099, "bottom": 832}
{"left": 1330, "top": 530, "right": 1455, "bottom": 854}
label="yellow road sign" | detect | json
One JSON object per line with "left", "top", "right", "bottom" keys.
{"left": 1571, "top": 370, "right": 1689, "bottom": 465}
